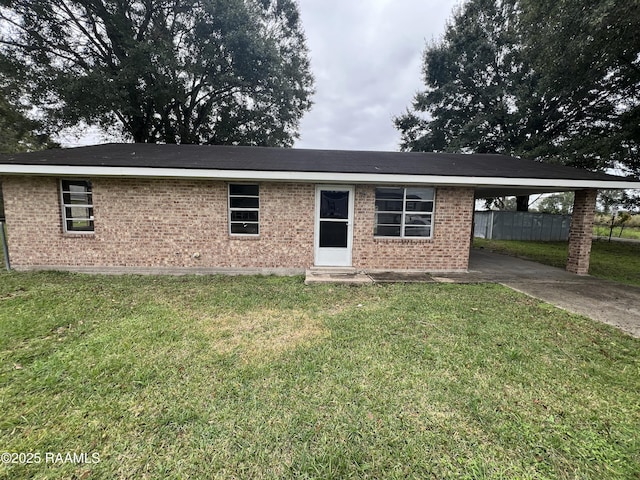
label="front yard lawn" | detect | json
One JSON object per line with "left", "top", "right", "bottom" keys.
{"left": 1, "top": 272, "right": 639, "bottom": 479}
{"left": 474, "top": 238, "right": 640, "bottom": 287}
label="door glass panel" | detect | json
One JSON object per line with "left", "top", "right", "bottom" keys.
{"left": 320, "top": 190, "right": 349, "bottom": 219}
{"left": 319, "top": 221, "right": 347, "bottom": 247}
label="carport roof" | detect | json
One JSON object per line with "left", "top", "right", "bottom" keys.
{"left": 0, "top": 143, "right": 638, "bottom": 195}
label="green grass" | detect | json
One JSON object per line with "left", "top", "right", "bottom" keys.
{"left": 593, "top": 225, "right": 640, "bottom": 240}
{"left": 0, "top": 272, "right": 639, "bottom": 479}
{"left": 474, "top": 238, "right": 640, "bottom": 287}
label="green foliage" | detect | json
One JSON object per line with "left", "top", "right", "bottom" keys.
{"left": 534, "top": 192, "right": 575, "bottom": 214}
{"left": 0, "top": 273, "right": 639, "bottom": 478}
{"left": 0, "top": 94, "right": 56, "bottom": 153}
{"left": 0, "top": 0, "right": 314, "bottom": 146}
{"left": 520, "top": 0, "right": 640, "bottom": 174}
{"left": 396, "top": 0, "right": 640, "bottom": 176}
{"left": 395, "top": 0, "right": 558, "bottom": 160}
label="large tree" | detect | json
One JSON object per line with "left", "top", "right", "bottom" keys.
{"left": 0, "top": 0, "right": 314, "bottom": 146}
{"left": 396, "top": 0, "right": 640, "bottom": 209}
{"left": 395, "top": 0, "right": 552, "bottom": 210}
{"left": 0, "top": 93, "right": 56, "bottom": 153}
{"left": 395, "top": 0, "right": 559, "bottom": 159}
{"left": 519, "top": 0, "right": 640, "bottom": 175}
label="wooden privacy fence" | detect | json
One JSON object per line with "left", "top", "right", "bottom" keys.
{"left": 474, "top": 211, "right": 572, "bottom": 241}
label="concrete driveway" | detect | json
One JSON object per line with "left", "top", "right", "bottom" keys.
{"left": 456, "top": 249, "right": 640, "bottom": 338}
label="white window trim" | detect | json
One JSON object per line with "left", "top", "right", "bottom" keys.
{"left": 228, "top": 183, "right": 260, "bottom": 236}
{"left": 59, "top": 179, "right": 94, "bottom": 234}
{"left": 374, "top": 186, "right": 435, "bottom": 239}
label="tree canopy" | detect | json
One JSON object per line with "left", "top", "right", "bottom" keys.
{"left": 0, "top": 93, "right": 56, "bottom": 153}
{"left": 396, "top": 0, "right": 640, "bottom": 177}
{"left": 0, "top": 0, "right": 314, "bottom": 146}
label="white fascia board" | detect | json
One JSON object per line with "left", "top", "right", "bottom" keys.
{"left": 0, "top": 164, "right": 639, "bottom": 190}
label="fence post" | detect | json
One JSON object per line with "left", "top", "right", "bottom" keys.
{"left": 488, "top": 210, "right": 494, "bottom": 240}
{"left": 0, "top": 221, "right": 10, "bottom": 271}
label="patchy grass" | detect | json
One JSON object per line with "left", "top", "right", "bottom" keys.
{"left": 0, "top": 272, "right": 639, "bottom": 479}
{"left": 474, "top": 238, "right": 640, "bottom": 287}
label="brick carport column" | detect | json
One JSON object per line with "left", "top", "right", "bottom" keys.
{"left": 566, "top": 188, "right": 598, "bottom": 275}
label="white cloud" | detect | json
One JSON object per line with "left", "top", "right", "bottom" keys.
{"left": 295, "top": 0, "right": 459, "bottom": 151}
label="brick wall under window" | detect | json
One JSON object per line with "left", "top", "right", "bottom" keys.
{"left": 1, "top": 176, "right": 473, "bottom": 272}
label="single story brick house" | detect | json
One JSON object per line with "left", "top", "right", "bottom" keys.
{"left": 0, "top": 144, "right": 637, "bottom": 275}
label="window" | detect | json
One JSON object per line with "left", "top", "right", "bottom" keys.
{"left": 60, "top": 179, "right": 94, "bottom": 233}
{"left": 374, "top": 187, "right": 434, "bottom": 238}
{"left": 229, "top": 184, "right": 259, "bottom": 235}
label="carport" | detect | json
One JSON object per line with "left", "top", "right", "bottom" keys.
{"left": 475, "top": 178, "right": 630, "bottom": 275}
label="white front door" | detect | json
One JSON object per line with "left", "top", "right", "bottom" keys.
{"left": 314, "top": 185, "right": 354, "bottom": 267}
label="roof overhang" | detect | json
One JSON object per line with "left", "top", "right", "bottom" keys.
{"left": 0, "top": 164, "right": 638, "bottom": 194}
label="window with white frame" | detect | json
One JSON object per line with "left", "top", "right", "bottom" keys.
{"left": 229, "top": 184, "right": 259, "bottom": 235}
{"left": 374, "top": 187, "right": 434, "bottom": 238}
{"left": 60, "top": 179, "right": 94, "bottom": 233}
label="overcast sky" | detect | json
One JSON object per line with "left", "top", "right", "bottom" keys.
{"left": 295, "top": 0, "right": 459, "bottom": 152}
{"left": 58, "top": 0, "right": 460, "bottom": 150}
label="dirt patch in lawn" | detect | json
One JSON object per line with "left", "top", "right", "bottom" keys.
{"left": 200, "top": 309, "right": 329, "bottom": 361}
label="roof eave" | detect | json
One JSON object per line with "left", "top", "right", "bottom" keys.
{"left": 0, "top": 164, "right": 638, "bottom": 191}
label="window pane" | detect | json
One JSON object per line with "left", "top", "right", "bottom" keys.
{"left": 405, "top": 214, "right": 431, "bottom": 225}
{"left": 375, "top": 199, "right": 403, "bottom": 212}
{"left": 319, "top": 221, "right": 348, "bottom": 247}
{"left": 230, "top": 223, "right": 259, "bottom": 235}
{"left": 229, "top": 184, "right": 259, "bottom": 196}
{"left": 404, "top": 214, "right": 431, "bottom": 237}
{"left": 320, "top": 190, "right": 349, "bottom": 219}
{"left": 405, "top": 200, "right": 434, "bottom": 212}
{"left": 405, "top": 188, "right": 434, "bottom": 201}
{"left": 66, "top": 206, "right": 92, "bottom": 220}
{"left": 62, "top": 180, "right": 91, "bottom": 192}
{"left": 230, "top": 211, "right": 259, "bottom": 222}
{"left": 374, "top": 186, "right": 435, "bottom": 238}
{"left": 376, "top": 213, "right": 401, "bottom": 225}
{"left": 61, "top": 179, "right": 94, "bottom": 232}
{"left": 230, "top": 197, "right": 259, "bottom": 208}
{"left": 375, "top": 187, "right": 403, "bottom": 200}
{"left": 67, "top": 219, "right": 94, "bottom": 231}
{"left": 404, "top": 225, "right": 431, "bottom": 237}
{"left": 375, "top": 225, "right": 401, "bottom": 236}
{"left": 63, "top": 192, "right": 92, "bottom": 205}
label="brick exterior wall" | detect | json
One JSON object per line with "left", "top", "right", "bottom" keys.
{"left": 352, "top": 185, "right": 474, "bottom": 271}
{"left": 1, "top": 176, "right": 474, "bottom": 272}
{"left": 566, "top": 188, "right": 597, "bottom": 275}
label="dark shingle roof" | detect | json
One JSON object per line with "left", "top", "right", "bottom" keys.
{"left": 0, "top": 143, "right": 634, "bottom": 182}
